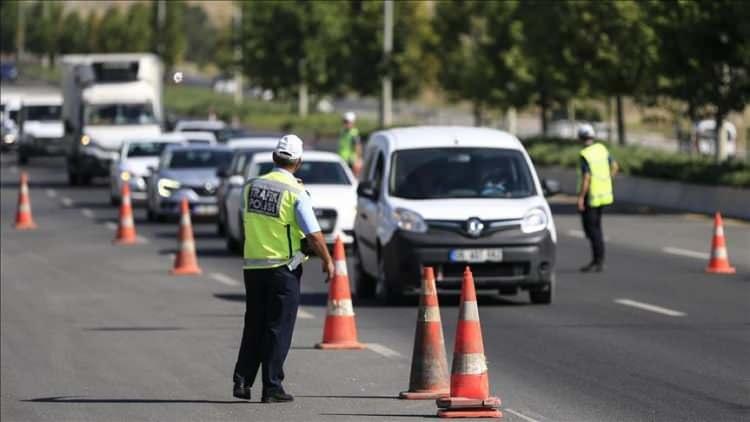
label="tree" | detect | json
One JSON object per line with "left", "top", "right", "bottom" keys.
{"left": 515, "top": 1, "right": 583, "bottom": 135}
{"left": 182, "top": 4, "right": 217, "bottom": 69}
{"left": 25, "top": 1, "right": 64, "bottom": 65}
{"left": 124, "top": 2, "right": 152, "bottom": 52}
{"left": 151, "top": 0, "right": 186, "bottom": 73}
{"left": 572, "top": 0, "right": 659, "bottom": 145}
{"left": 97, "top": 7, "right": 128, "bottom": 52}
{"left": 58, "top": 11, "right": 88, "bottom": 55}
{"left": 240, "top": 0, "right": 348, "bottom": 116}
{"left": 0, "top": 1, "right": 18, "bottom": 55}
{"left": 434, "top": 0, "right": 529, "bottom": 126}
{"left": 647, "top": 0, "right": 750, "bottom": 161}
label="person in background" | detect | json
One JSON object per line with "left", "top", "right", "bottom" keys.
{"left": 577, "top": 123, "right": 618, "bottom": 273}
{"left": 337, "top": 111, "right": 362, "bottom": 176}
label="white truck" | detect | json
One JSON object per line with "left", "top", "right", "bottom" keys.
{"left": 17, "top": 94, "right": 65, "bottom": 164}
{"left": 61, "top": 54, "right": 163, "bottom": 185}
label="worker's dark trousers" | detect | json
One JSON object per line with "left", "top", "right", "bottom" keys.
{"left": 234, "top": 265, "right": 302, "bottom": 394}
{"left": 581, "top": 205, "right": 605, "bottom": 264}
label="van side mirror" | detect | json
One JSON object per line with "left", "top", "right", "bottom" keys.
{"left": 542, "top": 179, "right": 561, "bottom": 197}
{"left": 356, "top": 181, "right": 377, "bottom": 200}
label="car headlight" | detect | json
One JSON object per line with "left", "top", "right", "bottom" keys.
{"left": 3, "top": 133, "right": 16, "bottom": 144}
{"left": 80, "top": 135, "right": 91, "bottom": 146}
{"left": 157, "top": 178, "right": 181, "bottom": 197}
{"left": 521, "top": 208, "right": 548, "bottom": 234}
{"left": 120, "top": 170, "right": 131, "bottom": 181}
{"left": 392, "top": 208, "right": 427, "bottom": 233}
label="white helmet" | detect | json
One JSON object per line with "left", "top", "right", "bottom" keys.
{"left": 577, "top": 123, "right": 595, "bottom": 140}
{"left": 343, "top": 111, "right": 356, "bottom": 123}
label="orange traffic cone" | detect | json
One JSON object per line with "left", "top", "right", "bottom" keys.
{"left": 170, "top": 198, "right": 202, "bottom": 275}
{"left": 14, "top": 171, "right": 37, "bottom": 230}
{"left": 436, "top": 267, "right": 501, "bottom": 419}
{"left": 315, "top": 236, "right": 365, "bottom": 350}
{"left": 113, "top": 184, "right": 138, "bottom": 245}
{"left": 706, "top": 212, "right": 736, "bottom": 274}
{"left": 400, "top": 267, "right": 450, "bottom": 400}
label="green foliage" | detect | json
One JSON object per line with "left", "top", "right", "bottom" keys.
{"left": 523, "top": 137, "right": 750, "bottom": 188}
{"left": 0, "top": 1, "right": 18, "bottom": 54}
{"left": 182, "top": 4, "right": 217, "bottom": 69}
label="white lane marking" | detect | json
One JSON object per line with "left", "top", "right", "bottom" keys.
{"left": 505, "top": 408, "right": 542, "bottom": 422}
{"left": 297, "top": 309, "right": 314, "bottom": 320}
{"left": 567, "top": 229, "right": 585, "bottom": 239}
{"left": 210, "top": 272, "right": 241, "bottom": 287}
{"left": 105, "top": 222, "right": 118, "bottom": 230}
{"left": 136, "top": 235, "right": 150, "bottom": 244}
{"left": 367, "top": 343, "right": 403, "bottom": 359}
{"left": 663, "top": 246, "right": 709, "bottom": 260}
{"left": 61, "top": 197, "right": 74, "bottom": 207}
{"left": 45, "top": 189, "right": 57, "bottom": 198}
{"left": 81, "top": 208, "right": 94, "bottom": 218}
{"left": 614, "top": 299, "right": 686, "bottom": 317}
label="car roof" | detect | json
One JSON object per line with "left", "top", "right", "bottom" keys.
{"left": 178, "top": 131, "right": 217, "bottom": 141}
{"left": 175, "top": 120, "right": 226, "bottom": 130}
{"left": 251, "top": 150, "right": 345, "bottom": 163}
{"left": 372, "top": 126, "right": 523, "bottom": 151}
{"left": 166, "top": 144, "right": 231, "bottom": 153}
{"left": 123, "top": 134, "right": 186, "bottom": 144}
{"left": 226, "top": 137, "right": 278, "bottom": 149}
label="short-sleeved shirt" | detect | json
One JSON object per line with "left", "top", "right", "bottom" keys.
{"left": 274, "top": 167, "right": 320, "bottom": 235}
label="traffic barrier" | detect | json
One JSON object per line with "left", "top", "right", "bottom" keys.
{"left": 436, "top": 267, "right": 501, "bottom": 419}
{"left": 400, "top": 267, "right": 450, "bottom": 400}
{"left": 14, "top": 171, "right": 37, "bottom": 230}
{"left": 170, "top": 198, "right": 202, "bottom": 275}
{"left": 706, "top": 212, "right": 736, "bottom": 274}
{"left": 113, "top": 184, "right": 137, "bottom": 245}
{"left": 315, "top": 235, "right": 365, "bottom": 350}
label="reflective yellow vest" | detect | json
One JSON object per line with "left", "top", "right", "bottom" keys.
{"left": 242, "top": 170, "right": 305, "bottom": 269}
{"left": 338, "top": 127, "right": 359, "bottom": 165}
{"left": 578, "top": 143, "right": 614, "bottom": 207}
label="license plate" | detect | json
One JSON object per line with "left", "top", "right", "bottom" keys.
{"left": 449, "top": 248, "right": 503, "bottom": 263}
{"left": 194, "top": 205, "right": 218, "bottom": 215}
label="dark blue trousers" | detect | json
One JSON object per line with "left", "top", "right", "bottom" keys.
{"left": 234, "top": 265, "right": 301, "bottom": 394}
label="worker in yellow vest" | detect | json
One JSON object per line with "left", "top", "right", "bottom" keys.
{"left": 577, "top": 124, "right": 618, "bottom": 273}
{"left": 338, "top": 111, "right": 362, "bottom": 176}
{"left": 233, "top": 134, "right": 334, "bottom": 403}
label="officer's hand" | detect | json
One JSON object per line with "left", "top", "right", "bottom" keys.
{"left": 577, "top": 197, "right": 585, "bottom": 212}
{"left": 322, "top": 259, "right": 335, "bottom": 283}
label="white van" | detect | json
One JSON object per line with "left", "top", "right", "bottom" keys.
{"left": 353, "top": 126, "right": 559, "bottom": 304}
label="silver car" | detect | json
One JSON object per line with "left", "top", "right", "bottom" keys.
{"left": 146, "top": 144, "right": 233, "bottom": 221}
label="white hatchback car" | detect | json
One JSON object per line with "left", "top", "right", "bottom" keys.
{"left": 225, "top": 151, "right": 358, "bottom": 252}
{"left": 354, "top": 126, "right": 559, "bottom": 304}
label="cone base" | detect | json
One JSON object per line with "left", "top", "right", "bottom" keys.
{"left": 170, "top": 266, "right": 203, "bottom": 276}
{"left": 437, "top": 409, "right": 502, "bottom": 419}
{"left": 400, "top": 389, "right": 449, "bottom": 400}
{"left": 15, "top": 222, "right": 37, "bottom": 230}
{"left": 113, "top": 237, "right": 138, "bottom": 245}
{"left": 315, "top": 341, "right": 366, "bottom": 350}
{"left": 706, "top": 266, "right": 736, "bottom": 274}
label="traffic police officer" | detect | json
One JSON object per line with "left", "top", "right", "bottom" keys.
{"left": 338, "top": 111, "right": 361, "bottom": 175}
{"left": 233, "top": 134, "right": 334, "bottom": 403}
{"left": 577, "top": 124, "right": 618, "bottom": 272}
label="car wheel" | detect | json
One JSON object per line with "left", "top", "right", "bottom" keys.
{"left": 146, "top": 206, "right": 156, "bottom": 222}
{"left": 354, "top": 247, "right": 376, "bottom": 299}
{"left": 376, "top": 251, "right": 402, "bottom": 305}
{"left": 110, "top": 194, "right": 120, "bottom": 206}
{"left": 18, "top": 154, "right": 28, "bottom": 165}
{"left": 217, "top": 209, "right": 226, "bottom": 236}
{"left": 68, "top": 170, "right": 79, "bottom": 186}
{"left": 226, "top": 231, "right": 241, "bottom": 254}
{"left": 79, "top": 174, "right": 92, "bottom": 186}
{"left": 529, "top": 275, "right": 554, "bottom": 305}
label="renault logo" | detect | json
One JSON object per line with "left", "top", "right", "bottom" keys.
{"left": 465, "top": 218, "right": 484, "bottom": 237}
{"left": 204, "top": 182, "right": 216, "bottom": 193}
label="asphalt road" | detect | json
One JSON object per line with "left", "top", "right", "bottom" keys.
{"left": 2, "top": 153, "right": 749, "bottom": 422}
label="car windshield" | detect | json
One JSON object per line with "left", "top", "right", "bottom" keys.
{"left": 258, "top": 161, "right": 351, "bottom": 185}
{"left": 85, "top": 103, "right": 156, "bottom": 125}
{"left": 389, "top": 148, "right": 535, "bottom": 199}
{"left": 25, "top": 105, "right": 61, "bottom": 121}
{"left": 126, "top": 141, "right": 172, "bottom": 158}
{"left": 166, "top": 149, "right": 233, "bottom": 169}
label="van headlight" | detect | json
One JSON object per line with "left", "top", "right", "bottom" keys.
{"left": 393, "top": 208, "right": 427, "bottom": 233}
{"left": 157, "top": 178, "right": 181, "bottom": 197}
{"left": 521, "top": 208, "right": 548, "bottom": 234}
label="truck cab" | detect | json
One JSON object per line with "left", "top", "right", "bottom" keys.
{"left": 62, "top": 54, "right": 163, "bottom": 185}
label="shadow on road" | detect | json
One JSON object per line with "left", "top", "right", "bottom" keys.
{"left": 23, "top": 396, "right": 246, "bottom": 404}
{"left": 549, "top": 201, "right": 687, "bottom": 216}
{"left": 82, "top": 326, "right": 185, "bottom": 332}
{"left": 153, "top": 230, "right": 221, "bottom": 240}
{"left": 213, "top": 292, "right": 528, "bottom": 308}
{"left": 299, "top": 395, "right": 397, "bottom": 400}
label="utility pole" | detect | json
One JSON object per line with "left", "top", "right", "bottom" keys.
{"left": 380, "top": 0, "right": 393, "bottom": 127}
{"left": 16, "top": 1, "right": 25, "bottom": 60}
{"left": 233, "top": 2, "right": 243, "bottom": 106}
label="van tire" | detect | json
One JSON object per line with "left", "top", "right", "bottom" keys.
{"left": 376, "top": 252, "right": 402, "bottom": 305}
{"left": 354, "top": 253, "right": 376, "bottom": 299}
{"left": 529, "top": 279, "right": 553, "bottom": 305}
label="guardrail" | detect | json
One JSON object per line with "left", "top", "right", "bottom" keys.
{"left": 539, "top": 166, "right": 750, "bottom": 220}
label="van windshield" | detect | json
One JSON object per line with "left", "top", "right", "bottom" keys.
{"left": 85, "top": 103, "right": 156, "bottom": 125}
{"left": 389, "top": 148, "right": 536, "bottom": 199}
{"left": 25, "top": 105, "right": 62, "bottom": 121}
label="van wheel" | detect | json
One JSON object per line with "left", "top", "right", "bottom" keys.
{"left": 354, "top": 250, "right": 376, "bottom": 299}
{"left": 110, "top": 194, "right": 120, "bottom": 206}
{"left": 529, "top": 277, "right": 554, "bottom": 305}
{"left": 68, "top": 170, "right": 80, "bottom": 186}
{"left": 376, "top": 253, "right": 402, "bottom": 305}
{"left": 226, "top": 231, "right": 241, "bottom": 254}
{"left": 18, "top": 154, "right": 28, "bottom": 165}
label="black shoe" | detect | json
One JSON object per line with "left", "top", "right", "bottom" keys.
{"left": 579, "top": 262, "right": 597, "bottom": 272}
{"left": 593, "top": 263, "right": 604, "bottom": 272}
{"left": 233, "top": 375, "right": 251, "bottom": 400}
{"left": 262, "top": 390, "right": 294, "bottom": 403}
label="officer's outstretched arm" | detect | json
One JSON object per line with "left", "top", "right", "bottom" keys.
{"left": 307, "top": 231, "right": 335, "bottom": 282}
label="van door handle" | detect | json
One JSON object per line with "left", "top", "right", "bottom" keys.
{"left": 360, "top": 213, "right": 368, "bottom": 220}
